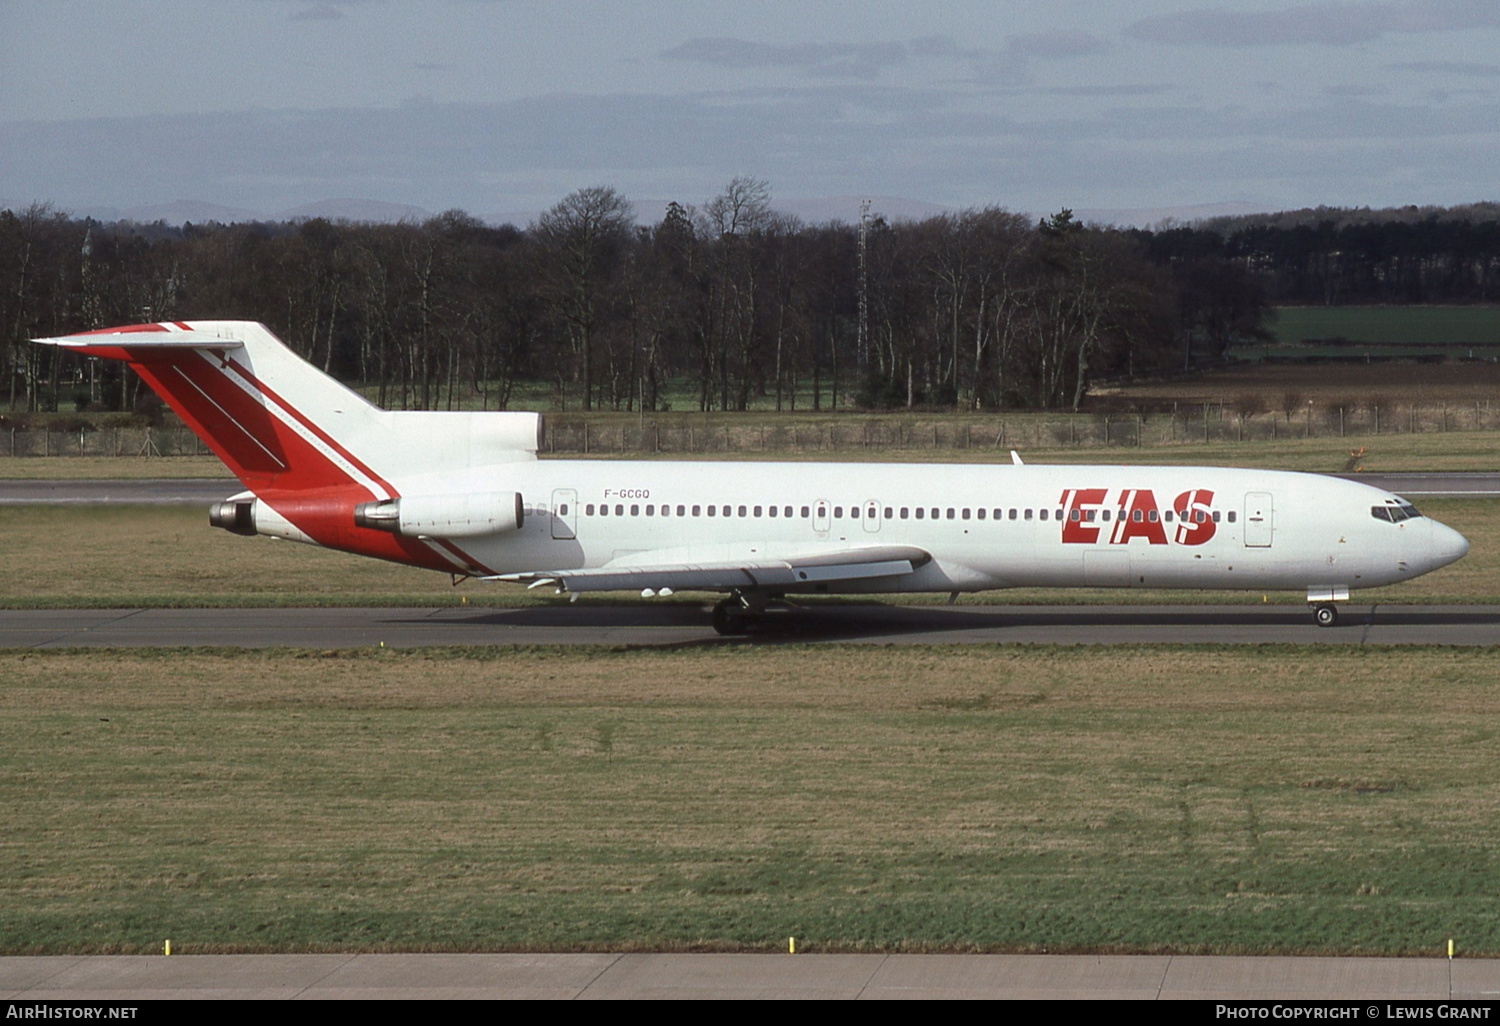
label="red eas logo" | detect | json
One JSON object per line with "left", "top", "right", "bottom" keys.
{"left": 1059, "top": 488, "right": 1216, "bottom": 546}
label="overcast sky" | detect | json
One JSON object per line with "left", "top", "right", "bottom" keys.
{"left": 3, "top": 0, "right": 1500, "bottom": 223}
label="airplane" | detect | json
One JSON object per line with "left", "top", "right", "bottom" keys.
{"left": 34, "top": 321, "right": 1469, "bottom": 633}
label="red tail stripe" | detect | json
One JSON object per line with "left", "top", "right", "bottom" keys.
{"left": 76, "top": 322, "right": 170, "bottom": 336}
{"left": 219, "top": 357, "right": 396, "bottom": 498}
{"left": 430, "top": 537, "right": 497, "bottom": 577}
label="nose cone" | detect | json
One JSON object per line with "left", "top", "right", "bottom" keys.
{"left": 1426, "top": 519, "right": 1469, "bottom": 572}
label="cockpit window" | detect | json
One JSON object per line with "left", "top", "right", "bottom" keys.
{"left": 1372, "top": 502, "right": 1423, "bottom": 523}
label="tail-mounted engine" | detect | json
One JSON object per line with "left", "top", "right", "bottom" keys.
{"left": 353, "top": 492, "right": 525, "bottom": 539}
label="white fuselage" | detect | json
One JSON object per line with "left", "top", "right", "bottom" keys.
{"left": 433, "top": 460, "right": 1467, "bottom": 595}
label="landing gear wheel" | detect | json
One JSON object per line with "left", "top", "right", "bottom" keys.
{"left": 712, "top": 599, "right": 747, "bottom": 636}
{"left": 1313, "top": 603, "right": 1339, "bottom": 628}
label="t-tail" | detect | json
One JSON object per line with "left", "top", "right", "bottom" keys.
{"left": 34, "top": 321, "right": 540, "bottom": 574}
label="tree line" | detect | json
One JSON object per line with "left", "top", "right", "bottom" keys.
{"left": 4, "top": 185, "right": 1494, "bottom": 416}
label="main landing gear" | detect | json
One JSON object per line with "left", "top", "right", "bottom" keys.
{"left": 1312, "top": 603, "right": 1339, "bottom": 628}
{"left": 712, "top": 591, "right": 770, "bottom": 636}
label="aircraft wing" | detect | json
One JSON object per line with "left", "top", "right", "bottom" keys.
{"left": 496, "top": 544, "right": 931, "bottom": 594}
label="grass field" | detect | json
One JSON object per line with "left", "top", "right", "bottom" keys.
{"left": 4, "top": 644, "right": 1500, "bottom": 955}
{"left": 5, "top": 416, "right": 1500, "bottom": 477}
{"left": 1272, "top": 305, "right": 1500, "bottom": 347}
{"left": 0, "top": 497, "right": 1489, "bottom": 608}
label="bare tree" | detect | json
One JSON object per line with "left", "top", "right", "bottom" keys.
{"left": 533, "top": 187, "right": 634, "bottom": 410}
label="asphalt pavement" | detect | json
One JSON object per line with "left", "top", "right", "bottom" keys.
{"left": 1, "top": 602, "right": 1498, "bottom": 647}
{"left": 4, "top": 952, "right": 1496, "bottom": 1000}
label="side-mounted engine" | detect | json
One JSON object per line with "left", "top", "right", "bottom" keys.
{"left": 352, "top": 492, "right": 525, "bottom": 538}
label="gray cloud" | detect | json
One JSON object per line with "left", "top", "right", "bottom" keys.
{"left": 659, "top": 38, "right": 911, "bottom": 80}
{"left": 5, "top": 84, "right": 1496, "bottom": 217}
{"left": 289, "top": 6, "right": 346, "bottom": 20}
{"left": 1126, "top": 0, "right": 1500, "bottom": 48}
{"left": 1389, "top": 61, "right": 1500, "bottom": 77}
{"left": 661, "top": 32, "right": 1109, "bottom": 84}
{"left": 1006, "top": 31, "right": 1110, "bottom": 60}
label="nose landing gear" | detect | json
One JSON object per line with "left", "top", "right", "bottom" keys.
{"left": 1307, "top": 586, "right": 1349, "bottom": 628}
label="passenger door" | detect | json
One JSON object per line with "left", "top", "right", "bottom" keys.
{"left": 1243, "top": 492, "right": 1273, "bottom": 548}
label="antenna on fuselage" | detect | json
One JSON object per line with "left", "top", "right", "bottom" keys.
{"left": 1011, "top": 450, "right": 1024, "bottom": 466}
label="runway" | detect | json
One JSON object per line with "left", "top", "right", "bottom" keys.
{"left": 4, "top": 602, "right": 1499, "bottom": 647}
{"left": 3, "top": 952, "right": 1495, "bottom": 1000}
{"left": 0, "top": 471, "right": 1496, "bottom": 505}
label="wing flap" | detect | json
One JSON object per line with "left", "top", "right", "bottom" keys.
{"left": 496, "top": 544, "right": 931, "bottom": 594}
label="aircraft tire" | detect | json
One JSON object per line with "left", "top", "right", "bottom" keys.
{"left": 1313, "top": 603, "right": 1339, "bottom": 628}
{"left": 712, "top": 599, "right": 747, "bottom": 636}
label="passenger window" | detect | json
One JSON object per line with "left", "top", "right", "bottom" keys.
{"left": 962, "top": 508, "right": 971, "bottom": 520}
{"left": 946, "top": 508, "right": 955, "bottom": 520}
{"left": 631, "top": 505, "right": 639, "bottom": 516}
{"left": 915, "top": 508, "right": 925, "bottom": 519}
{"left": 1164, "top": 510, "right": 1174, "bottom": 522}
{"left": 1069, "top": 509, "right": 1080, "bottom": 522}
{"left": 768, "top": 506, "right": 777, "bottom": 518}
{"left": 645, "top": 505, "right": 653, "bottom": 516}
{"left": 1040, "top": 509, "right": 1048, "bottom": 521}
{"left": 586, "top": 504, "right": 596, "bottom": 516}
{"left": 1212, "top": 511, "right": 1220, "bottom": 523}
{"left": 785, "top": 506, "right": 794, "bottom": 518}
{"left": 1024, "top": 509, "right": 1033, "bottom": 520}
{"left": 834, "top": 507, "right": 843, "bottom": 518}
{"left": 1100, "top": 510, "right": 1110, "bottom": 522}
{"left": 754, "top": 506, "right": 762, "bottom": 517}
{"left": 693, "top": 505, "right": 702, "bottom": 516}
{"left": 1009, "top": 509, "right": 1018, "bottom": 521}
{"left": 801, "top": 506, "right": 810, "bottom": 518}
{"left": 977, "top": 509, "right": 986, "bottom": 520}
{"left": 678, "top": 505, "right": 687, "bottom": 516}
{"left": 1227, "top": 511, "right": 1236, "bottom": 523}
{"left": 884, "top": 507, "right": 893, "bottom": 519}
{"left": 901, "top": 508, "right": 910, "bottom": 519}
{"left": 1148, "top": 510, "right": 1158, "bottom": 522}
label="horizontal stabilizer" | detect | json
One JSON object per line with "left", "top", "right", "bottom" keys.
{"left": 35, "top": 330, "right": 244, "bottom": 351}
{"left": 496, "top": 544, "right": 931, "bottom": 594}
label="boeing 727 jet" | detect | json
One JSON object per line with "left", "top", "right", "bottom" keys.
{"left": 35, "top": 321, "right": 1469, "bottom": 633}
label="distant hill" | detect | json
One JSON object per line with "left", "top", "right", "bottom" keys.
{"left": 277, "top": 199, "right": 432, "bottom": 223}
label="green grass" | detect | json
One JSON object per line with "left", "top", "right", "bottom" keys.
{"left": 1272, "top": 305, "right": 1500, "bottom": 348}
{"left": 4, "top": 644, "right": 1500, "bottom": 955}
{"left": 0, "top": 497, "right": 1488, "bottom": 608}
{"left": 0, "top": 456, "right": 231, "bottom": 480}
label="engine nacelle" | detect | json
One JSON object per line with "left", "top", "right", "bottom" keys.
{"left": 209, "top": 496, "right": 314, "bottom": 543}
{"left": 353, "top": 491, "right": 525, "bottom": 539}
